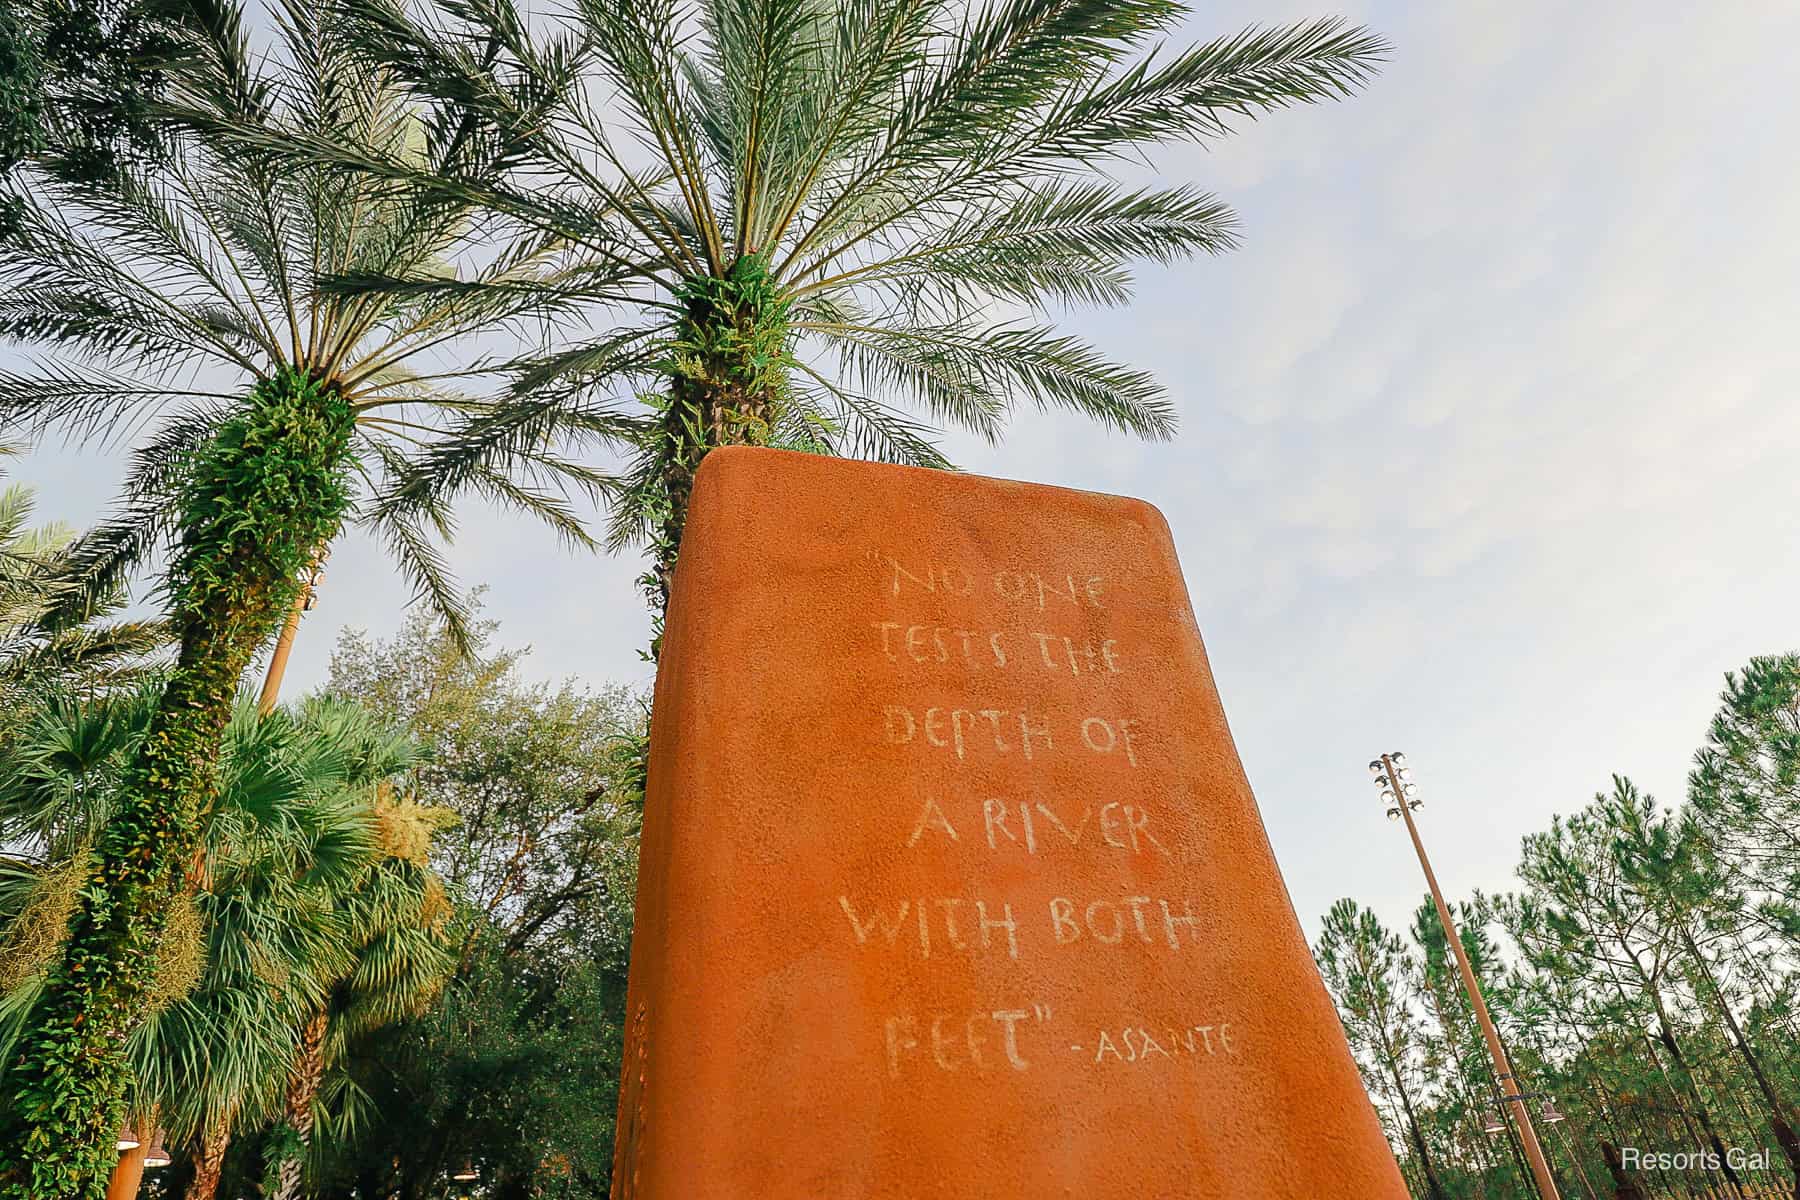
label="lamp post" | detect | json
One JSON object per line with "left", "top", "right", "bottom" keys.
{"left": 1368, "top": 751, "right": 1563, "bottom": 1200}
{"left": 448, "top": 1157, "right": 480, "bottom": 1200}
{"left": 106, "top": 1122, "right": 163, "bottom": 1200}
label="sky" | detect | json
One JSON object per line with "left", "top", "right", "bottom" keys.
{"left": 7, "top": 0, "right": 1800, "bottom": 944}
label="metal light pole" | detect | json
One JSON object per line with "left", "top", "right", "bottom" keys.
{"left": 1368, "top": 751, "right": 1563, "bottom": 1200}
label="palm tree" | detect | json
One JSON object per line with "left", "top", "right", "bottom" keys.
{"left": 259, "top": 702, "right": 456, "bottom": 1200}
{"left": 0, "top": 1, "right": 624, "bottom": 1187}
{"left": 293, "top": 0, "right": 1387, "bottom": 639}
{"left": 0, "top": 690, "right": 453, "bottom": 1200}
{"left": 0, "top": 451, "right": 168, "bottom": 716}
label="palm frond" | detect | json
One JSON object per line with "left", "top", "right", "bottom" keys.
{"left": 1024, "top": 18, "right": 1390, "bottom": 166}
{"left": 572, "top": 0, "right": 726, "bottom": 268}
{"left": 800, "top": 181, "right": 1237, "bottom": 311}
{"left": 36, "top": 405, "right": 227, "bottom": 628}
{"left": 365, "top": 502, "right": 477, "bottom": 652}
{"left": 800, "top": 316, "right": 1172, "bottom": 439}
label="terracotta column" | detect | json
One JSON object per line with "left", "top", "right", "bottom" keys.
{"left": 612, "top": 447, "right": 1409, "bottom": 1199}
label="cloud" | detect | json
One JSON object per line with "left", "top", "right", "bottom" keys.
{"left": 8, "top": 0, "right": 1800, "bottom": 945}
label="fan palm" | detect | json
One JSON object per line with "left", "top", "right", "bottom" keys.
{"left": 303, "top": 0, "right": 1386, "bottom": 636}
{"left": 0, "top": 691, "right": 452, "bottom": 1200}
{"left": 259, "top": 706, "right": 456, "bottom": 1200}
{"left": 256, "top": 847, "right": 454, "bottom": 1200}
{"left": 0, "top": 1, "right": 623, "bottom": 1188}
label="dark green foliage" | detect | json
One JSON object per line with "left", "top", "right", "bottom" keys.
{"left": 1690, "top": 653, "right": 1800, "bottom": 938}
{"left": 297, "top": 935, "right": 626, "bottom": 1200}
{"left": 641, "top": 254, "right": 796, "bottom": 646}
{"left": 0, "top": 0, "right": 183, "bottom": 224}
{"left": 269, "top": 611, "right": 645, "bottom": 1197}
{"left": 0, "top": 369, "right": 358, "bottom": 1200}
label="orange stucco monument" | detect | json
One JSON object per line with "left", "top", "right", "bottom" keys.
{"left": 612, "top": 447, "right": 1408, "bottom": 1198}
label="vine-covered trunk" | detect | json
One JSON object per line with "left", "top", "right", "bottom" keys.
{"left": 0, "top": 370, "right": 357, "bottom": 1200}
{"left": 269, "top": 1011, "right": 329, "bottom": 1200}
{"left": 184, "top": 1118, "right": 232, "bottom": 1200}
{"left": 647, "top": 255, "right": 792, "bottom": 646}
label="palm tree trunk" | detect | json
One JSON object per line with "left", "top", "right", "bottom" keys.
{"left": 0, "top": 370, "right": 357, "bottom": 1200}
{"left": 649, "top": 256, "right": 791, "bottom": 641}
{"left": 184, "top": 1118, "right": 232, "bottom": 1200}
{"left": 271, "top": 1011, "right": 329, "bottom": 1200}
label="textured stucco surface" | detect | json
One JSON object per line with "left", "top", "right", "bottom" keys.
{"left": 612, "top": 446, "right": 1407, "bottom": 1198}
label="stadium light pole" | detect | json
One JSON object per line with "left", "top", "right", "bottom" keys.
{"left": 1369, "top": 751, "right": 1562, "bottom": 1200}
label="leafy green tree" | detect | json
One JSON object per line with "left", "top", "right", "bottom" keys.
{"left": 1689, "top": 654, "right": 1800, "bottom": 948}
{"left": 308, "top": 0, "right": 1386, "bottom": 641}
{"left": 1317, "top": 898, "right": 1446, "bottom": 1200}
{"left": 325, "top": 608, "right": 643, "bottom": 964}
{"left": 304, "top": 934, "right": 625, "bottom": 1200}
{"left": 1514, "top": 791, "right": 1751, "bottom": 1196}
{"left": 1605, "top": 777, "right": 1800, "bottom": 1194}
{"left": 1407, "top": 898, "right": 1530, "bottom": 1199}
{"left": 1317, "top": 657, "right": 1800, "bottom": 1200}
{"left": 266, "top": 609, "right": 644, "bottom": 1198}
{"left": 261, "top": 788, "right": 456, "bottom": 1200}
{"left": 0, "top": 1, "right": 625, "bottom": 1186}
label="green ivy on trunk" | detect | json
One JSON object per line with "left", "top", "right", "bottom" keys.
{"left": 640, "top": 254, "right": 793, "bottom": 655}
{"left": 0, "top": 368, "right": 356, "bottom": 1200}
